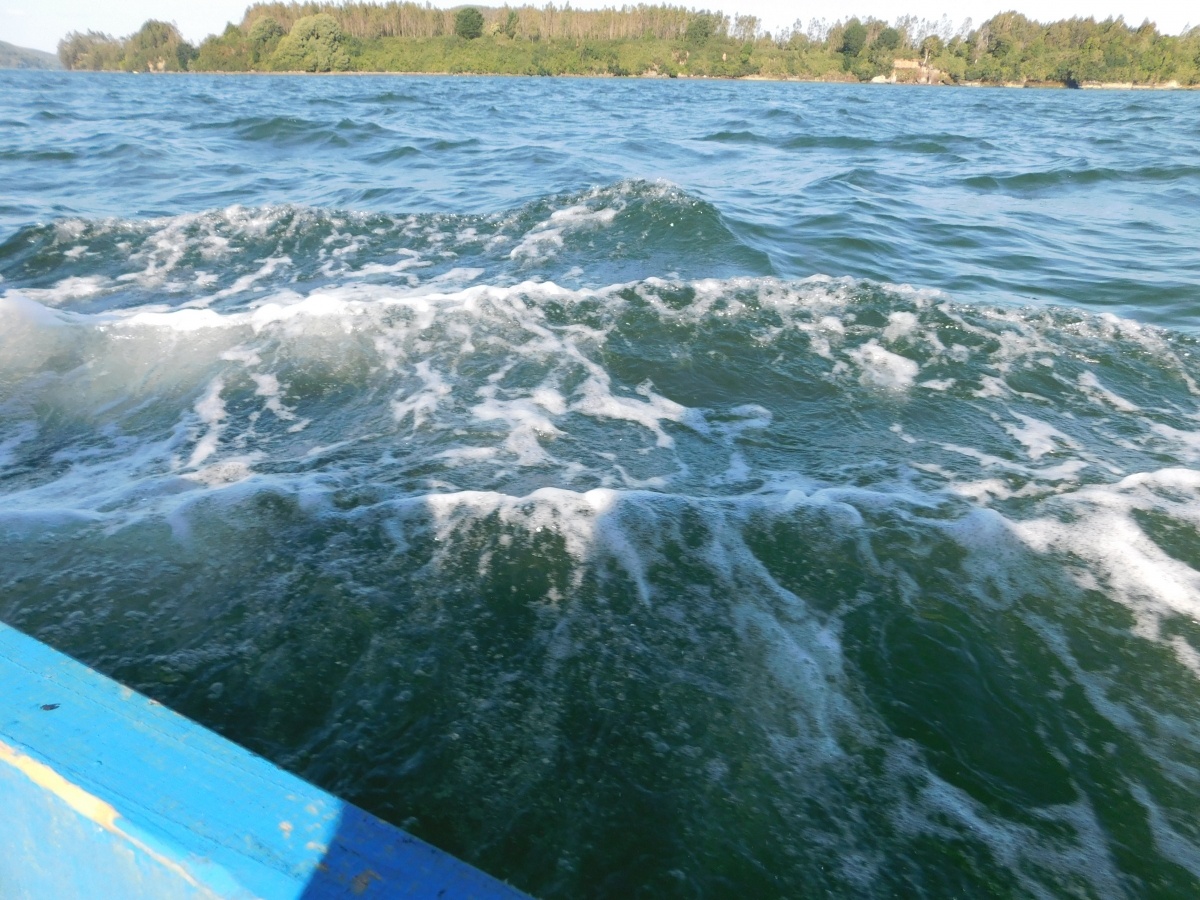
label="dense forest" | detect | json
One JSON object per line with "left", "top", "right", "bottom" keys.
{"left": 58, "top": 3, "right": 1200, "bottom": 86}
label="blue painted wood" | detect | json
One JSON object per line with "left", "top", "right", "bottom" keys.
{"left": 0, "top": 623, "right": 531, "bottom": 900}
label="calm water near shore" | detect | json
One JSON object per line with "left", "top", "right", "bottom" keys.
{"left": 2, "top": 71, "right": 1200, "bottom": 899}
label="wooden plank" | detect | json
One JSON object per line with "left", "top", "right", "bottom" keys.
{"left": 0, "top": 623, "right": 531, "bottom": 900}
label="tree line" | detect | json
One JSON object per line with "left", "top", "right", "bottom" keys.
{"left": 58, "top": 4, "right": 1200, "bottom": 86}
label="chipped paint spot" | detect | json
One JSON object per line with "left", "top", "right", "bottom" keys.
{"left": 279, "top": 821, "right": 293, "bottom": 837}
{"left": 0, "top": 739, "right": 203, "bottom": 890}
{"left": 306, "top": 841, "right": 328, "bottom": 853}
{"left": 0, "top": 739, "right": 120, "bottom": 830}
{"left": 351, "top": 869, "right": 382, "bottom": 895}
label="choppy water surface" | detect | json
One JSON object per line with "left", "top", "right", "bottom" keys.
{"left": 3, "top": 71, "right": 1200, "bottom": 899}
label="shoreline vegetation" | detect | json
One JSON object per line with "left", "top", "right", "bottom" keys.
{"left": 57, "top": 3, "right": 1200, "bottom": 87}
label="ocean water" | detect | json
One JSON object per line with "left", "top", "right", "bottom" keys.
{"left": 2, "top": 70, "right": 1200, "bottom": 899}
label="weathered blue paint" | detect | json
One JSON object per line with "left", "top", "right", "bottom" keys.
{"left": 0, "top": 623, "right": 531, "bottom": 900}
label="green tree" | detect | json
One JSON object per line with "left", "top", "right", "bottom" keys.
{"left": 191, "top": 24, "right": 253, "bottom": 72}
{"left": 247, "top": 15, "right": 284, "bottom": 64}
{"left": 58, "top": 31, "right": 125, "bottom": 70}
{"left": 455, "top": 8, "right": 485, "bottom": 40}
{"left": 122, "top": 20, "right": 196, "bottom": 72}
{"left": 686, "top": 13, "right": 720, "bottom": 44}
{"left": 501, "top": 9, "right": 519, "bottom": 39}
{"left": 732, "top": 14, "right": 759, "bottom": 42}
{"left": 841, "top": 20, "right": 867, "bottom": 56}
{"left": 270, "top": 14, "right": 350, "bottom": 72}
{"left": 875, "top": 27, "right": 901, "bottom": 50}
{"left": 248, "top": 16, "right": 284, "bottom": 45}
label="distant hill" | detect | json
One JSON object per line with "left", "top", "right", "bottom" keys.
{"left": 0, "top": 40, "right": 63, "bottom": 69}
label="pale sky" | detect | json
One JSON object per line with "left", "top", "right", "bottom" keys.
{"left": 3, "top": 0, "right": 1194, "bottom": 55}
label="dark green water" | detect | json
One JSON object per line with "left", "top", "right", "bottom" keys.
{"left": 2, "top": 72, "right": 1200, "bottom": 898}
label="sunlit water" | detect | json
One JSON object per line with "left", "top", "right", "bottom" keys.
{"left": 2, "top": 71, "right": 1200, "bottom": 899}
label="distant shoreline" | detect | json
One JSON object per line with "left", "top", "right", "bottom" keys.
{"left": 55, "top": 6, "right": 1200, "bottom": 88}
{"left": 48, "top": 69, "right": 1199, "bottom": 90}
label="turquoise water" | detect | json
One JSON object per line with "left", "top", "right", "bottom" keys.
{"left": 2, "top": 71, "right": 1200, "bottom": 898}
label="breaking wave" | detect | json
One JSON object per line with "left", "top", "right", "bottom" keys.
{"left": 4, "top": 181, "right": 1200, "bottom": 898}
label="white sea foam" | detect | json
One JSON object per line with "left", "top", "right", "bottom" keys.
{"left": 1004, "top": 412, "right": 1077, "bottom": 460}
{"left": 471, "top": 386, "right": 566, "bottom": 466}
{"left": 1151, "top": 423, "right": 1200, "bottom": 462}
{"left": 392, "top": 360, "right": 452, "bottom": 430}
{"left": 573, "top": 374, "right": 702, "bottom": 449}
{"left": 250, "top": 372, "right": 299, "bottom": 423}
{"left": 882, "top": 310, "right": 918, "bottom": 342}
{"left": 510, "top": 201, "right": 620, "bottom": 263}
{"left": 848, "top": 339, "right": 919, "bottom": 389}
{"left": 423, "top": 486, "right": 622, "bottom": 570}
{"left": 207, "top": 255, "right": 292, "bottom": 302}
{"left": 509, "top": 229, "right": 564, "bottom": 262}
{"left": 188, "top": 377, "right": 227, "bottom": 467}
{"left": 184, "top": 454, "right": 260, "bottom": 487}
{"left": 13, "top": 275, "right": 109, "bottom": 305}
{"left": 1007, "top": 468, "right": 1200, "bottom": 663}
{"left": 1078, "top": 370, "right": 1140, "bottom": 412}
